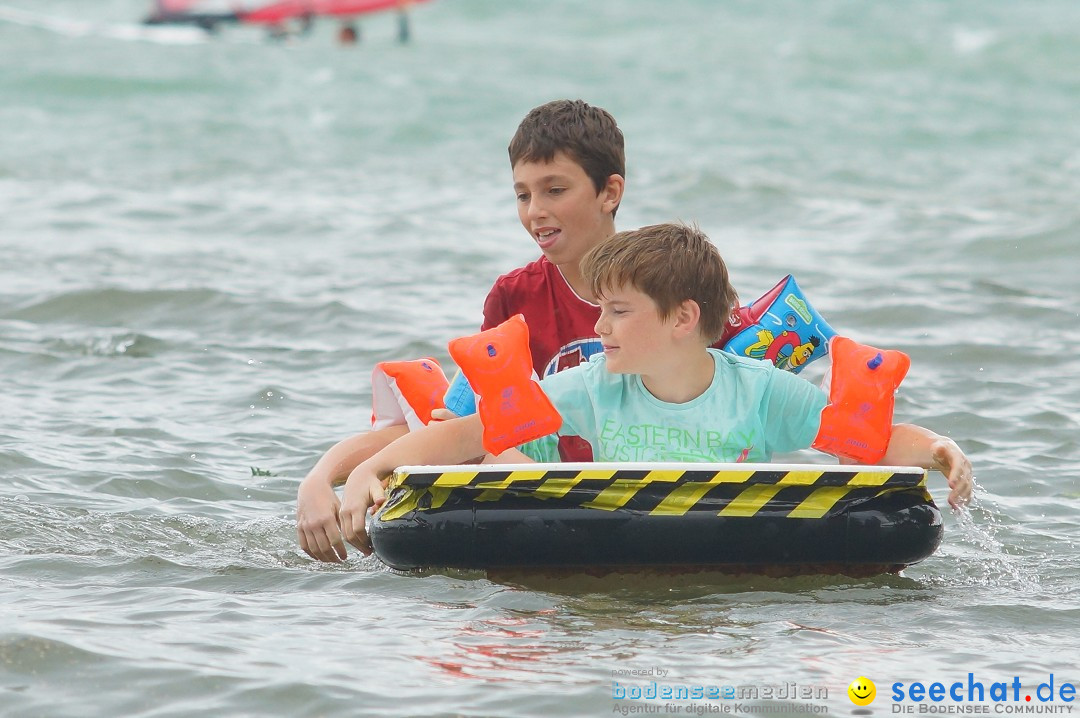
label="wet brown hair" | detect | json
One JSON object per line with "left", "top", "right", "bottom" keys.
{"left": 581, "top": 222, "right": 738, "bottom": 343}
{"left": 508, "top": 99, "right": 625, "bottom": 217}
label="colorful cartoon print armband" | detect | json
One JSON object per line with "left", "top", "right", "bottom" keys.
{"left": 723, "top": 275, "right": 837, "bottom": 373}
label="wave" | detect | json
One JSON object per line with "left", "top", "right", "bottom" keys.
{"left": 0, "top": 5, "right": 209, "bottom": 45}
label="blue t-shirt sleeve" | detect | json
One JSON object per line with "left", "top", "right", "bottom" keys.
{"left": 516, "top": 362, "right": 597, "bottom": 460}
{"left": 761, "top": 367, "right": 828, "bottom": 453}
{"left": 518, "top": 434, "right": 560, "bottom": 462}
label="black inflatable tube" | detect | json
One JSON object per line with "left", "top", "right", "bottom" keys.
{"left": 371, "top": 489, "right": 943, "bottom": 575}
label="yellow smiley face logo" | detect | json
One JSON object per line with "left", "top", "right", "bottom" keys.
{"left": 848, "top": 676, "right": 876, "bottom": 706}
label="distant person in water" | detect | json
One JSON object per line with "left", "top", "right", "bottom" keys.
{"left": 267, "top": 23, "right": 289, "bottom": 41}
{"left": 338, "top": 23, "right": 359, "bottom": 45}
{"left": 397, "top": 1, "right": 411, "bottom": 43}
{"left": 298, "top": 12, "right": 315, "bottom": 36}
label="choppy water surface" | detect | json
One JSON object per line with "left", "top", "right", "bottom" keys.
{"left": 2, "top": 1, "right": 1079, "bottom": 716}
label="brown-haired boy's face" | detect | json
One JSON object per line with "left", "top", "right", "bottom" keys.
{"left": 512, "top": 151, "right": 619, "bottom": 271}
{"left": 593, "top": 283, "right": 673, "bottom": 376}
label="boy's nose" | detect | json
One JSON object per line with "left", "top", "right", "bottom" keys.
{"left": 526, "top": 196, "right": 548, "bottom": 220}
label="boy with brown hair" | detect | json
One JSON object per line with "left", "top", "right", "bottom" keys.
{"left": 337, "top": 223, "right": 973, "bottom": 555}
{"left": 298, "top": 99, "right": 641, "bottom": 562}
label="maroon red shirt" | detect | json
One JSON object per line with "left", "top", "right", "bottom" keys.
{"left": 483, "top": 257, "right": 603, "bottom": 377}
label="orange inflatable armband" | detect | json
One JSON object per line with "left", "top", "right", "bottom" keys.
{"left": 812, "top": 336, "right": 910, "bottom": 463}
{"left": 371, "top": 358, "right": 450, "bottom": 431}
{"left": 447, "top": 314, "right": 562, "bottom": 456}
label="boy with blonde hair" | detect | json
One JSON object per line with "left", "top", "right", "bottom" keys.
{"left": 337, "top": 223, "right": 972, "bottom": 555}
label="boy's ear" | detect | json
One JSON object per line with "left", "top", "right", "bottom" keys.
{"left": 672, "top": 299, "right": 702, "bottom": 338}
{"left": 599, "top": 173, "right": 625, "bottom": 214}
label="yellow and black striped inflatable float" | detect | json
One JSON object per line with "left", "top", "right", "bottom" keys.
{"left": 369, "top": 462, "right": 942, "bottom": 575}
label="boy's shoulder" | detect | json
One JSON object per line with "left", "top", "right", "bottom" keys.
{"left": 493, "top": 256, "right": 555, "bottom": 288}
{"left": 539, "top": 352, "right": 631, "bottom": 408}
{"left": 492, "top": 256, "right": 597, "bottom": 311}
{"left": 709, "top": 349, "right": 825, "bottom": 401}
{"left": 544, "top": 351, "right": 615, "bottom": 386}
{"left": 709, "top": 348, "right": 775, "bottom": 374}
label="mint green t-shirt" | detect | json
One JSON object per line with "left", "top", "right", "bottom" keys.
{"left": 519, "top": 349, "right": 827, "bottom": 463}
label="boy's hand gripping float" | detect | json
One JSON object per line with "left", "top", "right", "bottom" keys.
{"left": 370, "top": 358, "right": 450, "bottom": 431}
{"left": 812, "top": 336, "right": 911, "bottom": 464}
{"left": 448, "top": 314, "right": 562, "bottom": 456}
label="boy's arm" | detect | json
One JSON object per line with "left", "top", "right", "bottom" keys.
{"left": 878, "top": 423, "right": 972, "bottom": 510}
{"left": 296, "top": 425, "right": 408, "bottom": 563}
{"left": 338, "top": 414, "right": 486, "bottom": 555}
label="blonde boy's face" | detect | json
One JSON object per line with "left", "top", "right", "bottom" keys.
{"left": 512, "top": 151, "right": 620, "bottom": 271}
{"left": 593, "top": 284, "right": 675, "bottom": 375}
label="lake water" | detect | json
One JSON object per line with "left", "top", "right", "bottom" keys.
{"left": 1, "top": 1, "right": 1079, "bottom": 716}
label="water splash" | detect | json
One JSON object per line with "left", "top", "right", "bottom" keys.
{"left": 925, "top": 479, "right": 1041, "bottom": 592}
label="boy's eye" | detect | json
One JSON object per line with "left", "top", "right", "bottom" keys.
{"left": 549, "top": 187, "right": 565, "bottom": 195}
{"left": 516, "top": 193, "right": 529, "bottom": 202}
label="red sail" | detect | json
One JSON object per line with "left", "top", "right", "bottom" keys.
{"left": 241, "top": 0, "right": 429, "bottom": 24}
{"left": 156, "top": 0, "right": 208, "bottom": 11}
